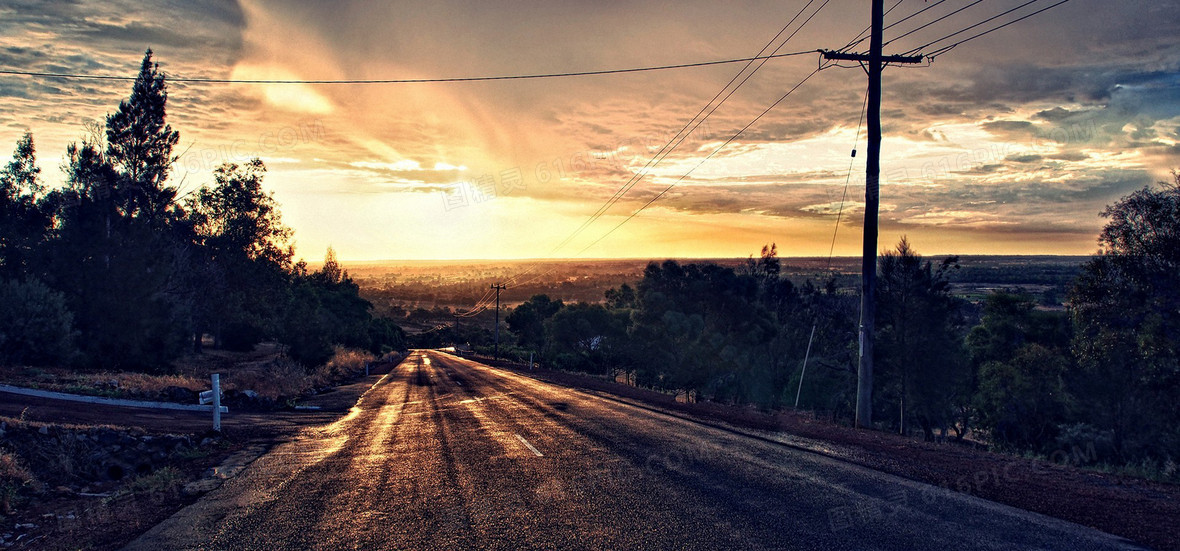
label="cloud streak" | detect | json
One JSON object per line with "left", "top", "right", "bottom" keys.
{"left": 0, "top": 0, "right": 1177, "bottom": 259}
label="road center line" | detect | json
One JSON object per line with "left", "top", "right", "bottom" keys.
{"left": 515, "top": 433, "right": 544, "bottom": 457}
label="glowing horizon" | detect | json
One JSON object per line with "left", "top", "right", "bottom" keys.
{"left": 1, "top": 1, "right": 1177, "bottom": 262}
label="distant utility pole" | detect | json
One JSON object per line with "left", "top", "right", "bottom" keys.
{"left": 491, "top": 283, "right": 506, "bottom": 360}
{"left": 821, "top": 0, "right": 923, "bottom": 429}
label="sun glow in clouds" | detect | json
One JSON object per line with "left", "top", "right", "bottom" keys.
{"left": 229, "top": 64, "right": 334, "bottom": 114}
{"left": 0, "top": 0, "right": 1175, "bottom": 260}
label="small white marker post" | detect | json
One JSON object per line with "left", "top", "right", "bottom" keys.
{"left": 212, "top": 373, "right": 221, "bottom": 432}
{"left": 529, "top": 352, "right": 534, "bottom": 371}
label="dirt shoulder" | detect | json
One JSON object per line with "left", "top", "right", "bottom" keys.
{"left": 0, "top": 360, "right": 399, "bottom": 550}
{"left": 497, "top": 363, "right": 1178, "bottom": 551}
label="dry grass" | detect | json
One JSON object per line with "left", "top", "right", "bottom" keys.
{"left": 232, "top": 348, "right": 376, "bottom": 400}
{"left": 224, "top": 357, "right": 308, "bottom": 401}
{"left": 0, "top": 415, "right": 124, "bottom": 433}
{"left": 0, "top": 344, "right": 381, "bottom": 406}
{"left": 0, "top": 365, "right": 204, "bottom": 399}
{"left": 309, "top": 348, "right": 374, "bottom": 388}
{"left": 0, "top": 451, "right": 35, "bottom": 515}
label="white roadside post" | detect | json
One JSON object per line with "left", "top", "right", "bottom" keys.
{"left": 529, "top": 352, "right": 534, "bottom": 371}
{"left": 212, "top": 373, "right": 221, "bottom": 432}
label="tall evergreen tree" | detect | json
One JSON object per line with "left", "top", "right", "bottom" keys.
{"left": 43, "top": 50, "right": 190, "bottom": 371}
{"left": 875, "top": 238, "right": 968, "bottom": 440}
{"left": 105, "top": 49, "right": 180, "bottom": 225}
{"left": 0, "top": 133, "right": 52, "bottom": 279}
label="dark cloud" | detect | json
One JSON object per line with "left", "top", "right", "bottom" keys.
{"left": 1047, "top": 152, "right": 1089, "bottom": 162}
{"left": 1034, "top": 107, "right": 1077, "bottom": 122}
{"left": 1, "top": 0, "right": 1177, "bottom": 257}
{"left": 981, "top": 120, "right": 1036, "bottom": 140}
{"left": 955, "top": 164, "right": 1004, "bottom": 176}
{"left": 1006, "top": 154, "right": 1043, "bottom": 164}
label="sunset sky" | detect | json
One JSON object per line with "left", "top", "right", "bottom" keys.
{"left": 0, "top": 0, "right": 1177, "bottom": 261}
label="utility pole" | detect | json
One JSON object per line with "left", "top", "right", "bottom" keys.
{"left": 490, "top": 283, "right": 506, "bottom": 360}
{"left": 822, "top": 0, "right": 923, "bottom": 429}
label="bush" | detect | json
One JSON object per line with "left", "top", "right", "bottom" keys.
{"left": 0, "top": 278, "right": 76, "bottom": 366}
{"left": 308, "top": 347, "right": 375, "bottom": 388}
{"left": 366, "top": 317, "right": 405, "bottom": 355}
{"left": 227, "top": 358, "right": 308, "bottom": 401}
{"left": 125, "top": 465, "right": 184, "bottom": 495}
{"left": 1054, "top": 423, "right": 1116, "bottom": 465}
{"left": 975, "top": 344, "right": 1071, "bottom": 452}
{"left": 223, "top": 348, "right": 374, "bottom": 404}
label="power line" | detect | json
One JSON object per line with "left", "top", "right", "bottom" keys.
{"left": 883, "top": 0, "right": 984, "bottom": 48}
{"left": 577, "top": 66, "right": 826, "bottom": 257}
{"left": 548, "top": 0, "right": 828, "bottom": 259}
{"left": 883, "top": 0, "right": 954, "bottom": 33}
{"left": 457, "top": 1, "right": 857, "bottom": 314}
{"left": 840, "top": 0, "right": 936, "bottom": 52}
{"left": 903, "top": 0, "right": 1045, "bottom": 55}
{"left": 0, "top": 51, "right": 817, "bottom": 85}
{"left": 462, "top": 0, "right": 1044, "bottom": 313}
{"left": 456, "top": 2, "right": 836, "bottom": 316}
{"left": 922, "top": 0, "right": 1075, "bottom": 58}
{"left": 826, "top": 86, "right": 869, "bottom": 271}
{"left": 458, "top": 0, "right": 833, "bottom": 312}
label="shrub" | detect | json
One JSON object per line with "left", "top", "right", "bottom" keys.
{"left": 125, "top": 466, "right": 183, "bottom": 495}
{"left": 0, "top": 278, "right": 76, "bottom": 366}
{"left": 975, "top": 344, "right": 1072, "bottom": 452}
{"left": 309, "top": 347, "right": 374, "bottom": 388}
{"left": 226, "top": 357, "right": 307, "bottom": 401}
{"left": 1055, "top": 423, "right": 1117, "bottom": 465}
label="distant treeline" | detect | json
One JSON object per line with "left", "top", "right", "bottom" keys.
{"left": 488, "top": 182, "right": 1180, "bottom": 474}
{"left": 0, "top": 51, "right": 403, "bottom": 371}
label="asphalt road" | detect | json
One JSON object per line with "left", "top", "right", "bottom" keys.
{"left": 125, "top": 350, "right": 1144, "bottom": 550}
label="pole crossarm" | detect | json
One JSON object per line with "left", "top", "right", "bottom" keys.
{"left": 819, "top": 50, "right": 925, "bottom": 64}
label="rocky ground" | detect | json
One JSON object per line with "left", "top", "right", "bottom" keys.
{"left": 0, "top": 360, "right": 399, "bottom": 550}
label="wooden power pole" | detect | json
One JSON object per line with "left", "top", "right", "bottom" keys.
{"left": 491, "top": 283, "right": 506, "bottom": 360}
{"left": 822, "top": 0, "right": 923, "bottom": 429}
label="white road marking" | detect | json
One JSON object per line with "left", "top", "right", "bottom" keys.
{"left": 515, "top": 433, "right": 544, "bottom": 457}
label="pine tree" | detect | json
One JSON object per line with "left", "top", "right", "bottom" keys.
{"left": 43, "top": 50, "right": 190, "bottom": 371}
{"left": 0, "top": 133, "right": 52, "bottom": 278}
{"left": 105, "top": 49, "right": 180, "bottom": 225}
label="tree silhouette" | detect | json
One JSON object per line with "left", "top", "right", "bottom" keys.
{"left": 0, "top": 133, "right": 52, "bottom": 278}
{"left": 506, "top": 294, "right": 563, "bottom": 352}
{"left": 188, "top": 159, "right": 293, "bottom": 349}
{"left": 105, "top": 49, "right": 180, "bottom": 225}
{"left": 875, "top": 237, "right": 967, "bottom": 440}
{"left": 1069, "top": 173, "right": 1180, "bottom": 460}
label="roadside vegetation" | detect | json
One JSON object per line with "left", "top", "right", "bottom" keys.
{"left": 476, "top": 176, "right": 1180, "bottom": 482}
{"left": 0, "top": 51, "right": 404, "bottom": 383}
